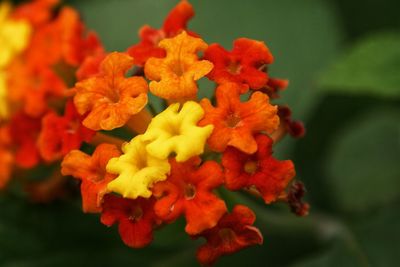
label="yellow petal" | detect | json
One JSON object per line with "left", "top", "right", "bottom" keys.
{"left": 106, "top": 136, "right": 170, "bottom": 199}
{"left": 142, "top": 101, "right": 213, "bottom": 162}
{"left": 0, "top": 2, "right": 31, "bottom": 68}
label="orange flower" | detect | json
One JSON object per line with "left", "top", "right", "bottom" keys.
{"left": 153, "top": 157, "right": 227, "bottom": 235}
{"left": 0, "top": 126, "right": 14, "bottom": 189}
{"left": 144, "top": 31, "right": 213, "bottom": 101}
{"left": 74, "top": 52, "right": 148, "bottom": 131}
{"left": 7, "top": 60, "right": 66, "bottom": 118}
{"left": 199, "top": 82, "right": 279, "bottom": 154}
{"left": 25, "top": 6, "right": 100, "bottom": 68}
{"left": 127, "top": 0, "right": 195, "bottom": 65}
{"left": 61, "top": 143, "right": 121, "bottom": 213}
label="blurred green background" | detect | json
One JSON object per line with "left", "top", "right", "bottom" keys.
{"left": 1, "top": 0, "right": 400, "bottom": 266}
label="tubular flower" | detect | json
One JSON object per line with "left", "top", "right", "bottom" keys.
{"left": 25, "top": 6, "right": 99, "bottom": 68}
{"left": 199, "top": 82, "right": 279, "bottom": 154}
{"left": 74, "top": 52, "right": 148, "bottom": 131}
{"left": 0, "top": 126, "right": 14, "bottom": 189}
{"left": 106, "top": 136, "right": 171, "bottom": 199}
{"left": 7, "top": 62, "right": 66, "bottom": 118}
{"left": 127, "top": 0, "right": 195, "bottom": 65}
{"left": 144, "top": 31, "right": 213, "bottom": 101}
{"left": 222, "top": 134, "right": 295, "bottom": 203}
{"left": 76, "top": 51, "right": 106, "bottom": 81}
{"left": 101, "top": 194, "right": 160, "bottom": 248}
{"left": 9, "top": 111, "right": 42, "bottom": 168}
{"left": 204, "top": 38, "right": 273, "bottom": 90}
{"left": 0, "top": 1, "right": 31, "bottom": 68}
{"left": 195, "top": 205, "right": 263, "bottom": 266}
{"left": 12, "top": 0, "right": 59, "bottom": 27}
{"left": 61, "top": 144, "right": 121, "bottom": 213}
{"left": 38, "top": 101, "right": 95, "bottom": 162}
{"left": 141, "top": 101, "right": 213, "bottom": 162}
{"left": 153, "top": 157, "right": 227, "bottom": 235}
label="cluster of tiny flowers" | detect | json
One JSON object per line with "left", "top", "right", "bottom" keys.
{"left": 0, "top": 0, "right": 308, "bottom": 265}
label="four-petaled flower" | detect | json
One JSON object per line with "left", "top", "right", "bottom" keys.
{"left": 144, "top": 31, "right": 213, "bottom": 101}
{"left": 204, "top": 38, "right": 273, "bottom": 90}
{"left": 106, "top": 136, "right": 171, "bottom": 199}
{"left": 153, "top": 157, "right": 227, "bottom": 235}
{"left": 142, "top": 101, "right": 213, "bottom": 162}
{"left": 61, "top": 143, "right": 121, "bottom": 213}
{"left": 38, "top": 101, "right": 95, "bottom": 162}
{"left": 127, "top": 0, "right": 195, "bottom": 65}
{"left": 222, "top": 134, "right": 295, "bottom": 203}
{"left": 195, "top": 205, "right": 263, "bottom": 266}
{"left": 101, "top": 194, "right": 160, "bottom": 248}
{"left": 74, "top": 52, "right": 148, "bottom": 130}
{"left": 199, "top": 82, "right": 279, "bottom": 154}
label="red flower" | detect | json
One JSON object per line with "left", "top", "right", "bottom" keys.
{"left": 278, "top": 106, "right": 305, "bottom": 138}
{"left": 101, "top": 194, "right": 160, "bottom": 248}
{"left": 76, "top": 52, "right": 106, "bottom": 81}
{"left": 153, "top": 157, "right": 227, "bottom": 235}
{"left": 23, "top": 6, "right": 97, "bottom": 68}
{"left": 0, "top": 126, "right": 14, "bottom": 189}
{"left": 9, "top": 111, "right": 42, "bottom": 168}
{"left": 12, "top": 0, "right": 59, "bottom": 27}
{"left": 38, "top": 101, "right": 95, "bottom": 162}
{"left": 127, "top": 0, "right": 195, "bottom": 65}
{"left": 195, "top": 205, "right": 263, "bottom": 266}
{"left": 204, "top": 38, "right": 273, "bottom": 90}
{"left": 222, "top": 134, "right": 295, "bottom": 203}
{"left": 199, "top": 82, "right": 279, "bottom": 154}
{"left": 61, "top": 143, "right": 121, "bottom": 213}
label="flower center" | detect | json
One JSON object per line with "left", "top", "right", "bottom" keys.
{"left": 244, "top": 160, "right": 258, "bottom": 174}
{"left": 219, "top": 228, "right": 235, "bottom": 242}
{"left": 227, "top": 61, "right": 242, "bottom": 75}
{"left": 226, "top": 113, "right": 241, "bottom": 128}
{"left": 184, "top": 183, "right": 196, "bottom": 200}
{"left": 128, "top": 205, "right": 143, "bottom": 222}
{"left": 171, "top": 60, "right": 185, "bottom": 76}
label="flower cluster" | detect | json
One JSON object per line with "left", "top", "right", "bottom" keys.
{"left": 0, "top": 0, "right": 308, "bottom": 265}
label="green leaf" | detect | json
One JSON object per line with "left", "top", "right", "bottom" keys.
{"left": 319, "top": 32, "right": 400, "bottom": 98}
{"left": 289, "top": 239, "right": 366, "bottom": 267}
{"left": 325, "top": 107, "right": 400, "bottom": 212}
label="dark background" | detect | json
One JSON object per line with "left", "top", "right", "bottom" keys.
{"left": 1, "top": 0, "right": 399, "bottom": 266}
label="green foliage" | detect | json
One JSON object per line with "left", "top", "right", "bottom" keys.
{"left": 319, "top": 33, "right": 400, "bottom": 98}
{"left": 326, "top": 108, "right": 400, "bottom": 212}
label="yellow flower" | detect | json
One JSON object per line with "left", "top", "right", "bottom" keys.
{"left": 0, "top": 2, "right": 31, "bottom": 68}
{"left": 106, "top": 136, "right": 170, "bottom": 199}
{"left": 144, "top": 31, "right": 213, "bottom": 101}
{"left": 0, "top": 71, "right": 7, "bottom": 119}
{"left": 142, "top": 101, "right": 213, "bottom": 162}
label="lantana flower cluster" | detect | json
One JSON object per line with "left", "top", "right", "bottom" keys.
{"left": 0, "top": 0, "right": 308, "bottom": 265}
